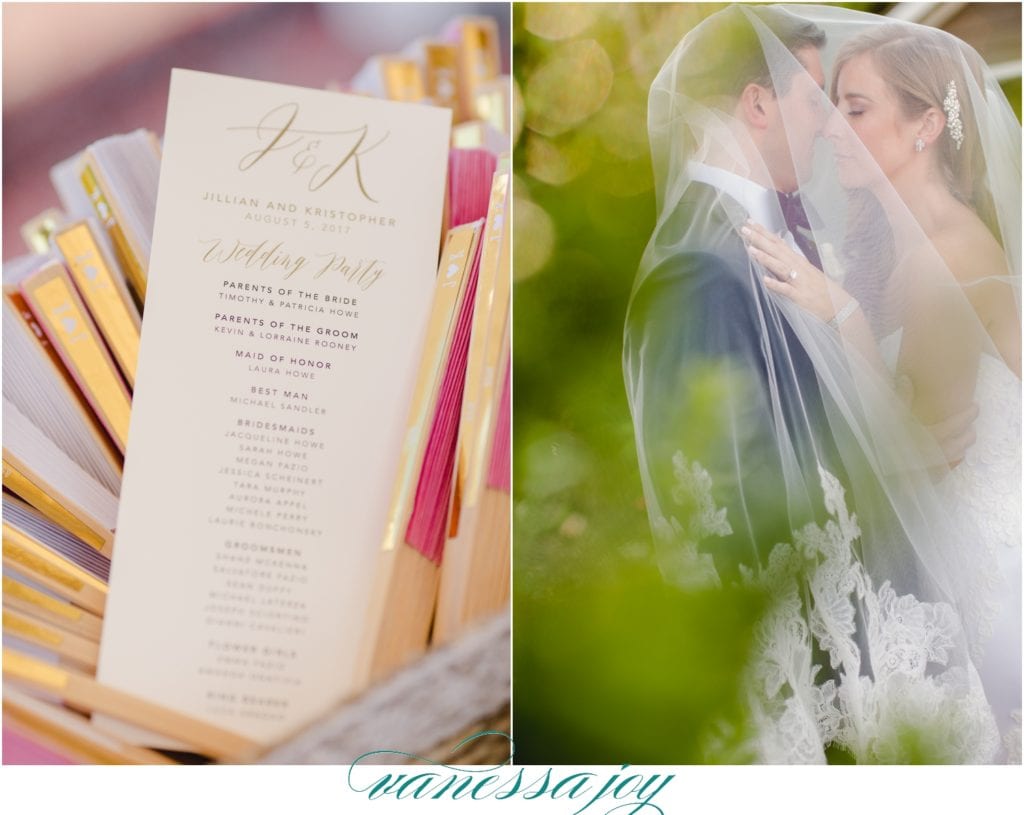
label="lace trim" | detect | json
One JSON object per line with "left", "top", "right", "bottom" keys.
{"left": 1004, "top": 710, "right": 1022, "bottom": 765}
{"left": 652, "top": 453, "right": 729, "bottom": 590}
{"left": 660, "top": 453, "right": 1002, "bottom": 763}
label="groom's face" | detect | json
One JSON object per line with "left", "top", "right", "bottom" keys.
{"left": 764, "top": 46, "right": 827, "bottom": 192}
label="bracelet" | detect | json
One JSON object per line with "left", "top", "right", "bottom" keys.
{"left": 828, "top": 298, "right": 859, "bottom": 330}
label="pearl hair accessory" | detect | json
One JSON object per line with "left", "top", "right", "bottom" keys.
{"left": 943, "top": 80, "right": 964, "bottom": 150}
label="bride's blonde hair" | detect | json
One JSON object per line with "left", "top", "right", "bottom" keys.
{"left": 831, "top": 23, "right": 1000, "bottom": 243}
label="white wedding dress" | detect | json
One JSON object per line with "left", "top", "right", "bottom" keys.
{"left": 940, "top": 352, "right": 1022, "bottom": 762}
{"left": 882, "top": 332, "right": 1022, "bottom": 762}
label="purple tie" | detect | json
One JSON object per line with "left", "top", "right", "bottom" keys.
{"left": 777, "top": 191, "right": 821, "bottom": 269}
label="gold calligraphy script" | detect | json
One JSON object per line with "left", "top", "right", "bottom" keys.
{"left": 199, "top": 237, "right": 384, "bottom": 290}
{"left": 228, "top": 103, "right": 390, "bottom": 201}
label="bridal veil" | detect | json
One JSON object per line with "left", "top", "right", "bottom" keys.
{"left": 624, "top": 3, "right": 1020, "bottom": 763}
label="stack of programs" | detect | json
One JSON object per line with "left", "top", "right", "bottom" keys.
{"left": 2, "top": 14, "right": 511, "bottom": 764}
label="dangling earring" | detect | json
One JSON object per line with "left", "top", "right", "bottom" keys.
{"left": 914, "top": 138, "right": 925, "bottom": 153}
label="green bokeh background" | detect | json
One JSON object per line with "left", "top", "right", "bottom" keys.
{"left": 511, "top": 2, "right": 1021, "bottom": 764}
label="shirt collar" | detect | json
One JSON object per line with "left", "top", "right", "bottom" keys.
{"left": 687, "top": 161, "right": 786, "bottom": 233}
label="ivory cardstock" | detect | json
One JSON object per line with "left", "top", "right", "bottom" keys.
{"left": 97, "top": 69, "right": 451, "bottom": 745}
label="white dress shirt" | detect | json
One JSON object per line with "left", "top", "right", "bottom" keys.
{"left": 687, "top": 161, "right": 805, "bottom": 258}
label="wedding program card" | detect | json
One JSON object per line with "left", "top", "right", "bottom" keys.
{"left": 96, "top": 69, "right": 451, "bottom": 745}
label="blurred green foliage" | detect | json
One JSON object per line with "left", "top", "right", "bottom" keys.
{"left": 513, "top": 1, "right": 764, "bottom": 765}
{"left": 515, "top": 565, "right": 767, "bottom": 763}
{"left": 511, "top": 2, "right": 1020, "bottom": 764}
{"left": 1002, "top": 76, "right": 1023, "bottom": 120}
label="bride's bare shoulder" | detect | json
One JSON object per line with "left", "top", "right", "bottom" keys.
{"left": 931, "top": 204, "right": 1008, "bottom": 284}
{"left": 931, "top": 201, "right": 1021, "bottom": 375}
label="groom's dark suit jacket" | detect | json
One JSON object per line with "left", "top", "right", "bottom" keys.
{"left": 626, "top": 181, "right": 850, "bottom": 583}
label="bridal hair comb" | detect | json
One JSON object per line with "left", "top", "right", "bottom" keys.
{"left": 943, "top": 80, "right": 964, "bottom": 151}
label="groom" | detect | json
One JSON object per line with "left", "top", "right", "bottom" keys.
{"left": 624, "top": 6, "right": 838, "bottom": 584}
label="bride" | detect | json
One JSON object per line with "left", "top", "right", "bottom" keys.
{"left": 744, "top": 19, "right": 1021, "bottom": 760}
{"left": 624, "top": 4, "right": 1020, "bottom": 764}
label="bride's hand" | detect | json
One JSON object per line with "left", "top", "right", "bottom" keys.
{"left": 741, "top": 220, "right": 847, "bottom": 323}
